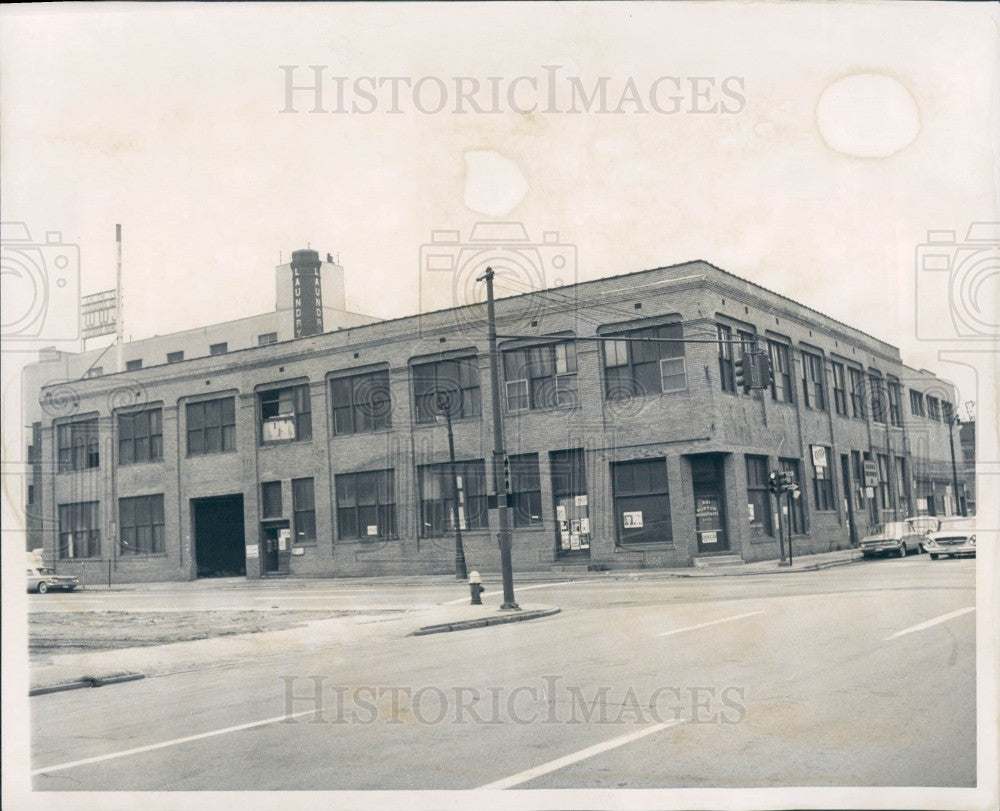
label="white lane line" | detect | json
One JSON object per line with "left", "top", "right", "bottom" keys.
{"left": 885, "top": 606, "right": 976, "bottom": 640}
{"left": 478, "top": 720, "right": 685, "bottom": 790}
{"left": 658, "top": 610, "right": 764, "bottom": 637}
{"left": 32, "top": 709, "right": 318, "bottom": 776}
{"left": 442, "top": 581, "right": 577, "bottom": 606}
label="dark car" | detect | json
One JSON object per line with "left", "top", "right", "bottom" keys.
{"left": 859, "top": 521, "right": 925, "bottom": 558}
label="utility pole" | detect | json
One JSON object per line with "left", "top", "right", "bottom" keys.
{"left": 436, "top": 393, "right": 468, "bottom": 580}
{"left": 948, "top": 414, "right": 964, "bottom": 517}
{"left": 480, "top": 267, "right": 518, "bottom": 610}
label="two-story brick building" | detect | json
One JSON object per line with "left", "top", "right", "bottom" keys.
{"left": 30, "top": 256, "right": 964, "bottom": 582}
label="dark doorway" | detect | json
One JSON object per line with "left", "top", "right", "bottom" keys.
{"left": 690, "top": 453, "right": 730, "bottom": 553}
{"left": 192, "top": 495, "right": 246, "bottom": 577}
{"left": 841, "top": 454, "right": 858, "bottom": 546}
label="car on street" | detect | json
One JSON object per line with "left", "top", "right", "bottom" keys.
{"left": 923, "top": 517, "right": 977, "bottom": 560}
{"left": 27, "top": 565, "right": 79, "bottom": 594}
{"left": 859, "top": 521, "right": 925, "bottom": 558}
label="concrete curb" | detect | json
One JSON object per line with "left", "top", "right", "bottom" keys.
{"left": 408, "top": 607, "right": 561, "bottom": 636}
{"left": 29, "top": 672, "right": 144, "bottom": 697}
{"left": 661, "top": 553, "right": 864, "bottom": 578}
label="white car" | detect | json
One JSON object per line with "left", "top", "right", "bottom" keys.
{"left": 27, "top": 565, "right": 79, "bottom": 594}
{"left": 923, "top": 517, "right": 977, "bottom": 560}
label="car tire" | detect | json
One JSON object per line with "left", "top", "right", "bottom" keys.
{"left": 37, "top": 582, "right": 48, "bottom": 594}
{"left": 66, "top": 586, "right": 76, "bottom": 592}
{"left": 862, "top": 551, "right": 874, "bottom": 559}
{"left": 930, "top": 553, "right": 939, "bottom": 560}
{"left": 896, "top": 544, "right": 905, "bottom": 558}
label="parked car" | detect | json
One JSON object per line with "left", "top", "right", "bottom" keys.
{"left": 923, "top": 517, "right": 977, "bottom": 560}
{"left": 27, "top": 565, "right": 79, "bottom": 594}
{"left": 859, "top": 521, "right": 925, "bottom": 558}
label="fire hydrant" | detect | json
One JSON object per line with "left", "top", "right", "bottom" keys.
{"left": 469, "top": 570, "right": 485, "bottom": 605}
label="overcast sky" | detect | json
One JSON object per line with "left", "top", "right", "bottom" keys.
{"left": 2, "top": 1, "right": 997, "bottom": 424}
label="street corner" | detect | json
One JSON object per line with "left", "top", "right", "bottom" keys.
{"left": 29, "top": 669, "right": 144, "bottom": 697}
{"left": 408, "top": 603, "right": 562, "bottom": 636}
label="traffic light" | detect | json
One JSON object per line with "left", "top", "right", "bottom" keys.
{"left": 502, "top": 455, "right": 511, "bottom": 494}
{"left": 768, "top": 471, "right": 781, "bottom": 495}
{"left": 733, "top": 353, "right": 747, "bottom": 393}
{"left": 751, "top": 351, "right": 773, "bottom": 390}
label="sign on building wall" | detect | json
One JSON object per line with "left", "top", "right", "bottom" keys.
{"left": 863, "top": 460, "right": 879, "bottom": 487}
{"left": 811, "top": 445, "right": 828, "bottom": 469}
{"left": 80, "top": 290, "right": 117, "bottom": 339}
{"left": 293, "top": 265, "right": 324, "bottom": 338}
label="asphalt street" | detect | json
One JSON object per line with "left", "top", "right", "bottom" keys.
{"left": 30, "top": 556, "right": 976, "bottom": 792}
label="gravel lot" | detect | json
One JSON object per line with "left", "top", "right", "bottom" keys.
{"left": 28, "top": 609, "right": 402, "bottom": 658}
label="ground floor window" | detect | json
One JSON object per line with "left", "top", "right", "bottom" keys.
{"left": 551, "top": 448, "right": 590, "bottom": 553}
{"left": 292, "top": 478, "right": 316, "bottom": 544}
{"left": 335, "top": 469, "right": 396, "bottom": 540}
{"left": 58, "top": 501, "right": 101, "bottom": 558}
{"left": 418, "top": 460, "right": 488, "bottom": 537}
{"left": 745, "top": 455, "right": 773, "bottom": 537}
{"left": 509, "top": 453, "right": 542, "bottom": 527}
{"left": 612, "top": 457, "right": 671, "bottom": 544}
{"left": 119, "top": 494, "right": 165, "bottom": 554}
{"left": 811, "top": 446, "right": 835, "bottom": 511}
{"left": 779, "top": 458, "right": 805, "bottom": 534}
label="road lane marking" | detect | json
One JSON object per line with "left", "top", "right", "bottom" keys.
{"left": 658, "top": 610, "right": 764, "bottom": 637}
{"left": 477, "top": 720, "right": 685, "bottom": 790}
{"left": 442, "top": 581, "right": 576, "bottom": 606}
{"left": 885, "top": 606, "right": 976, "bottom": 640}
{"left": 32, "top": 709, "right": 318, "bottom": 776}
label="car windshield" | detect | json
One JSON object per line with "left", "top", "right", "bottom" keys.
{"left": 936, "top": 518, "right": 975, "bottom": 532}
{"left": 905, "top": 517, "right": 939, "bottom": 533}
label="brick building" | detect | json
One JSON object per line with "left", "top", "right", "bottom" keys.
{"left": 30, "top": 257, "right": 963, "bottom": 582}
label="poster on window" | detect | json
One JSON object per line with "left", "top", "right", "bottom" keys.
{"left": 701, "top": 531, "right": 718, "bottom": 545}
{"left": 623, "top": 511, "right": 643, "bottom": 528}
{"left": 579, "top": 517, "right": 590, "bottom": 534}
{"left": 366, "top": 525, "right": 378, "bottom": 536}
{"left": 575, "top": 495, "right": 588, "bottom": 507}
{"left": 556, "top": 505, "right": 566, "bottom": 521}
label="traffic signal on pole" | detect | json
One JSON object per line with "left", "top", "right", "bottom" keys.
{"left": 752, "top": 351, "right": 773, "bottom": 390}
{"left": 502, "top": 455, "right": 511, "bottom": 494}
{"left": 768, "top": 471, "right": 780, "bottom": 495}
{"left": 734, "top": 353, "right": 747, "bottom": 392}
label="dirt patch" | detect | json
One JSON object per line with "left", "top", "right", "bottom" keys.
{"left": 29, "top": 609, "right": 402, "bottom": 658}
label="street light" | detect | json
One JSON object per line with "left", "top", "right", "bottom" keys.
{"left": 435, "top": 391, "right": 468, "bottom": 580}
{"left": 946, "top": 410, "right": 965, "bottom": 517}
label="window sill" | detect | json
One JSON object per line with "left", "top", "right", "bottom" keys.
{"left": 57, "top": 468, "right": 101, "bottom": 475}
{"left": 329, "top": 428, "right": 394, "bottom": 439}
{"left": 258, "top": 439, "right": 313, "bottom": 448}
{"left": 186, "top": 450, "right": 238, "bottom": 459}
{"left": 615, "top": 542, "right": 676, "bottom": 551}
{"left": 505, "top": 406, "right": 582, "bottom": 418}
{"left": 118, "top": 553, "right": 169, "bottom": 559}
{"left": 118, "top": 459, "right": 165, "bottom": 468}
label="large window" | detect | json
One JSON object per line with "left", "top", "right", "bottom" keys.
{"left": 412, "top": 357, "right": 481, "bottom": 424}
{"left": 909, "top": 389, "right": 925, "bottom": 417}
{"left": 503, "top": 342, "right": 578, "bottom": 412}
{"left": 877, "top": 454, "right": 892, "bottom": 510}
{"left": 58, "top": 501, "right": 101, "bottom": 558}
{"left": 895, "top": 457, "right": 909, "bottom": 506}
{"left": 119, "top": 494, "right": 165, "bottom": 555}
{"left": 261, "top": 481, "right": 282, "bottom": 519}
{"left": 801, "top": 351, "right": 827, "bottom": 411}
{"left": 717, "top": 325, "right": 735, "bottom": 393}
{"left": 118, "top": 409, "right": 163, "bottom": 465}
{"left": 926, "top": 396, "right": 941, "bottom": 421}
{"left": 330, "top": 370, "right": 392, "bottom": 435}
{"left": 551, "top": 448, "right": 590, "bottom": 553}
{"left": 767, "top": 341, "right": 794, "bottom": 403}
{"left": 418, "top": 459, "right": 488, "bottom": 536}
{"left": 612, "top": 458, "right": 672, "bottom": 545}
{"left": 848, "top": 367, "right": 866, "bottom": 419}
{"left": 887, "top": 377, "right": 902, "bottom": 427}
{"left": 869, "top": 371, "right": 886, "bottom": 424}
{"left": 745, "top": 455, "right": 774, "bottom": 537}
{"left": 509, "top": 453, "right": 542, "bottom": 527}
{"left": 187, "top": 397, "right": 236, "bottom": 455}
{"left": 779, "top": 458, "right": 805, "bottom": 534}
{"left": 259, "top": 384, "right": 312, "bottom": 443}
{"left": 335, "top": 469, "right": 396, "bottom": 540}
{"left": 603, "top": 322, "right": 686, "bottom": 399}
{"left": 57, "top": 418, "right": 100, "bottom": 472}
{"left": 292, "top": 478, "right": 316, "bottom": 544}
{"left": 811, "top": 447, "right": 835, "bottom": 511}
{"left": 831, "top": 361, "right": 848, "bottom": 416}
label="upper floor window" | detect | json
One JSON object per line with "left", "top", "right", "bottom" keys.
{"left": 887, "top": 377, "right": 902, "bottom": 427}
{"left": 210, "top": 342, "right": 228, "bottom": 356}
{"left": 767, "top": 341, "right": 794, "bottom": 403}
{"left": 125, "top": 359, "right": 143, "bottom": 371}
{"left": 261, "top": 481, "right": 282, "bottom": 519}
{"left": 869, "top": 371, "right": 886, "bottom": 423}
{"left": 167, "top": 351, "right": 184, "bottom": 364}
{"left": 86, "top": 367, "right": 104, "bottom": 378}
{"left": 848, "top": 367, "right": 866, "bottom": 419}
{"left": 330, "top": 370, "right": 392, "bottom": 435}
{"left": 801, "top": 351, "right": 826, "bottom": 411}
{"left": 926, "top": 396, "right": 941, "bottom": 421}
{"left": 603, "top": 322, "right": 686, "bottom": 400}
{"left": 942, "top": 400, "right": 954, "bottom": 424}
{"left": 258, "top": 332, "right": 278, "bottom": 346}
{"left": 830, "top": 361, "right": 848, "bottom": 416}
{"left": 57, "top": 418, "right": 99, "bottom": 472}
{"left": 118, "top": 408, "right": 163, "bottom": 465}
{"left": 259, "top": 384, "right": 312, "bottom": 443}
{"left": 717, "top": 325, "right": 735, "bottom": 392}
{"left": 412, "top": 356, "right": 481, "bottom": 424}
{"left": 909, "top": 389, "right": 925, "bottom": 417}
{"left": 186, "top": 397, "right": 236, "bottom": 455}
{"left": 503, "top": 341, "right": 578, "bottom": 412}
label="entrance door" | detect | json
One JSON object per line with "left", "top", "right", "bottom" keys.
{"left": 690, "top": 454, "right": 729, "bottom": 553}
{"left": 263, "top": 526, "right": 281, "bottom": 573}
{"left": 192, "top": 495, "right": 246, "bottom": 577}
{"left": 551, "top": 449, "right": 590, "bottom": 558}
{"left": 841, "top": 454, "right": 858, "bottom": 546}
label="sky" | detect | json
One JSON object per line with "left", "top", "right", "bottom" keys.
{"left": 2, "top": 1, "right": 997, "bottom": 472}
